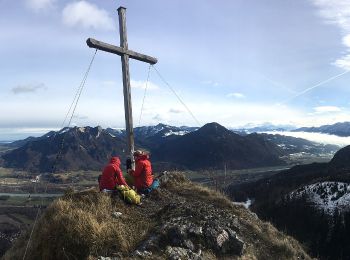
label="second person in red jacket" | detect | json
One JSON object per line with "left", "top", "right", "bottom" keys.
{"left": 128, "top": 150, "right": 154, "bottom": 193}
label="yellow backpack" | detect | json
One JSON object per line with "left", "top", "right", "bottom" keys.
{"left": 116, "top": 185, "right": 141, "bottom": 205}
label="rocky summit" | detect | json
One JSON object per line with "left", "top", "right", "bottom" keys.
{"left": 4, "top": 172, "right": 310, "bottom": 260}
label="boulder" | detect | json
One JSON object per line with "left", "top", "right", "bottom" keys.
{"left": 165, "top": 246, "right": 202, "bottom": 260}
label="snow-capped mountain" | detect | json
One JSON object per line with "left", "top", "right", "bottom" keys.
{"left": 232, "top": 122, "right": 296, "bottom": 134}
{"left": 1, "top": 123, "right": 285, "bottom": 172}
{"left": 106, "top": 123, "right": 198, "bottom": 140}
{"left": 294, "top": 122, "right": 350, "bottom": 137}
{"left": 289, "top": 182, "right": 350, "bottom": 215}
{"left": 1, "top": 126, "right": 127, "bottom": 172}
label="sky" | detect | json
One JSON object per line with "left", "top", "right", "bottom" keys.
{"left": 2, "top": 0, "right": 350, "bottom": 140}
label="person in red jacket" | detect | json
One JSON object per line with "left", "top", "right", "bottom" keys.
{"left": 99, "top": 156, "right": 128, "bottom": 191}
{"left": 128, "top": 150, "right": 154, "bottom": 193}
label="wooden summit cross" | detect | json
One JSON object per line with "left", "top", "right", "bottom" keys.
{"left": 86, "top": 6, "right": 157, "bottom": 161}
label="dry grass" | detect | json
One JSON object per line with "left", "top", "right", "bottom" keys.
{"left": 4, "top": 189, "right": 152, "bottom": 260}
{"left": 163, "top": 171, "right": 234, "bottom": 208}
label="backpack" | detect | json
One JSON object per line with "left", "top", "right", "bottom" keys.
{"left": 116, "top": 185, "right": 141, "bottom": 205}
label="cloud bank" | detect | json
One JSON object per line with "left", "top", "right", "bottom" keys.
{"left": 62, "top": 1, "right": 114, "bottom": 30}
{"left": 169, "top": 108, "right": 184, "bottom": 114}
{"left": 311, "top": 0, "right": 350, "bottom": 70}
{"left": 313, "top": 106, "right": 342, "bottom": 114}
{"left": 267, "top": 131, "right": 350, "bottom": 147}
{"left": 11, "top": 83, "right": 47, "bottom": 94}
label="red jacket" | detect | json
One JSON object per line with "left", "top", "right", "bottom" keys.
{"left": 130, "top": 155, "right": 153, "bottom": 191}
{"left": 99, "top": 157, "right": 127, "bottom": 190}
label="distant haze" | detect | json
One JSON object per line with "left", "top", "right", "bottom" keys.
{"left": 0, "top": 128, "right": 59, "bottom": 142}
{"left": 265, "top": 131, "right": 350, "bottom": 147}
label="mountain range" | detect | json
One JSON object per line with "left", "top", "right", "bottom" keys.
{"left": 151, "top": 123, "right": 285, "bottom": 170}
{"left": 294, "top": 121, "right": 350, "bottom": 137}
{"left": 0, "top": 123, "right": 289, "bottom": 173}
{"left": 260, "top": 132, "right": 338, "bottom": 153}
{"left": 1, "top": 126, "right": 128, "bottom": 173}
{"left": 0, "top": 122, "right": 341, "bottom": 173}
{"left": 233, "top": 121, "right": 350, "bottom": 138}
{"left": 107, "top": 123, "right": 198, "bottom": 149}
{"left": 233, "top": 122, "right": 296, "bottom": 133}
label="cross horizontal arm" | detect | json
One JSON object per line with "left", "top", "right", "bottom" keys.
{"left": 87, "top": 38, "right": 157, "bottom": 65}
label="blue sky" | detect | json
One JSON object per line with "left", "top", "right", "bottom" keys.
{"left": 2, "top": 0, "right": 350, "bottom": 140}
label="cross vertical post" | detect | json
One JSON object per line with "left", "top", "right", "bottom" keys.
{"left": 118, "top": 7, "right": 134, "bottom": 161}
{"left": 86, "top": 6, "right": 157, "bottom": 167}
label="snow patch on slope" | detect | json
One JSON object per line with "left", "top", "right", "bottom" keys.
{"left": 58, "top": 127, "right": 70, "bottom": 134}
{"left": 163, "top": 130, "right": 189, "bottom": 137}
{"left": 289, "top": 182, "right": 350, "bottom": 215}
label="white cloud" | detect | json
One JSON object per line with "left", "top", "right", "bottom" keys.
{"left": 130, "top": 80, "right": 159, "bottom": 90}
{"left": 62, "top": 1, "right": 114, "bottom": 30}
{"left": 26, "top": 0, "right": 55, "bottom": 12}
{"left": 226, "top": 92, "right": 245, "bottom": 99}
{"left": 334, "top": 53, "right": 350, "bottom": 70}
{"left": 311, "top": 0, "right": 350, "bottom": 69}
{"left": 169, "top": 108, "right": 184, "bottom": 114}
{"left": 311, "top": 0, "right": 350, "bottom": 29}
{"left": 313, "top": 106, "right": 342, "bottom": 113}
{"left": 11, "top": 83, "right": 47, "bottom": 94}
{"left": 343, "top": 34, "right": 350, "bottom": 47}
